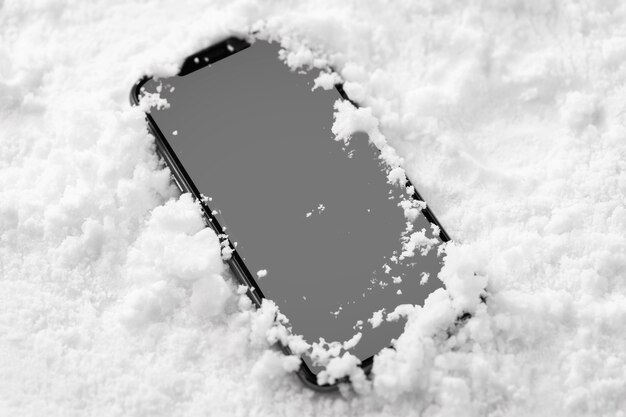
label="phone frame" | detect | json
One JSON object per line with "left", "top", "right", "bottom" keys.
{"left": 130, "top": 36, "right": 450, "bottom": 391}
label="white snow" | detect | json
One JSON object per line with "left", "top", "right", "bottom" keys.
{"left": 304, "top": 203, "right": 325, "bottom": 218}
{"left": 1, "top": 0, "right": 625, "bottom": 416}
{"left": 342, "top": 332, "right": 362, "bottom": 351}
{"left": 368, "top": 309, "right": 386, "bottom": 329}
{"left": 312, "top": 71, "right": 342, "bottom": 91}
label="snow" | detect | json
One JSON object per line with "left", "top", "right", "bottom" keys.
{"left": 342, "top": 332, "right": 362, "bottom": 351}
{"left": 312, "top": 71, "right": 342, "bottom": 91}
{"left": 1, "top": 0, "right": 626, "bottom": 416}
{"left": 317, "top": 353, "right": 368, "bottom": 391}
{"left": 368, "top": 309, "right": 386, "bottom": 329}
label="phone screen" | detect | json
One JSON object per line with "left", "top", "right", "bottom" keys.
{"left": 141, "top": 40, "right": 444, "bottom": 372}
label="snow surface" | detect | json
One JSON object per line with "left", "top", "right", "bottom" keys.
{"left": 1, "top": 0, "right": 625, "bottom": 416}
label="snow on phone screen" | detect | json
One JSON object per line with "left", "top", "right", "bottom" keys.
{"left": 143, "top": 41, "right": 444, "bottom": 373}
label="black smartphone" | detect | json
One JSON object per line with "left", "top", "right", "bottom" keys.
{"left": 130, "top": 37, "right": 449, "bottom": 390}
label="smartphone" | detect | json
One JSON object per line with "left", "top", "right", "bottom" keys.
{"left": 130, "top": 37, "right": 449, "bottom": 390}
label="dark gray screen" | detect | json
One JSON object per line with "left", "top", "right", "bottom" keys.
{"left": 143, "top": 41, "right": 443, "bottom": 372}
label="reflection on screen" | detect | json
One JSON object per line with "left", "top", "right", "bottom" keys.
{"left": 142, "top": 40, "right": 444, "bottom": 373}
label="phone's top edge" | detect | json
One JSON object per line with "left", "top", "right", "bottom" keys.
{"left": 179, "top": 37, "right": 250, "bottom": 76}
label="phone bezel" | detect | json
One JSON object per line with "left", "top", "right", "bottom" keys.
{"left": 130, "top": 36, "right": 450, "bottom": 392}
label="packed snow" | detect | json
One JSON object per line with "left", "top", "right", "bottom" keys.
{"left": 1, "top": 0, "right": 625, "bottom": 416}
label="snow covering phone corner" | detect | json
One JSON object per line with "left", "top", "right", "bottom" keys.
{"left": 131, "top": 36, "right": 450, "bottom": 391}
